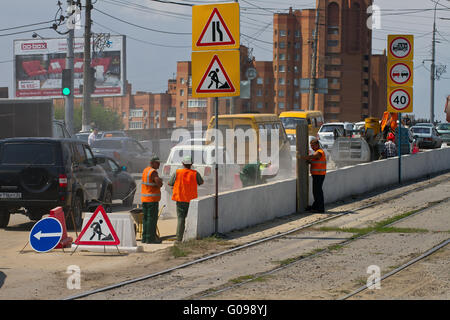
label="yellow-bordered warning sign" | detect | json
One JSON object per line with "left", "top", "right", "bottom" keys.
{"left": 387, "top": 86, "right": 413, "bottom": 113}
{"left": 192, "top": 2, "right": 240, "bottom": 51}
{"left": 387, "top": 60, "right": 414, "bottom": 87}
{"left": 192, "top": 50, "right": 240, "bottom": 98}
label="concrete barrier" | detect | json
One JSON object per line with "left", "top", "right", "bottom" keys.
{"left": 184, "top": 147, "right": 450, "bottom": 241}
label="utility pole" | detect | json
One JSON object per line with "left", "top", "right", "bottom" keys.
{"left": 430, "top": 2, "right": 438, "bottom": 124}
{"left": 82, "top": 0, "right": 92, "bottom": 131}
{"left": 308, "top": 8, "right": 320, "bottom": 111}
{"left": 65, "top": 0, "right": 75, "bottom": 135}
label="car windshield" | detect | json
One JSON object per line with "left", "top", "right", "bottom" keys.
{"left": 92, "top": 140, "right": 122, "bottom": 149}
{"left": 170, "top": 148, "right": 216, "bottom": 164}
{"left": 0, "top": 143, "right": 58, "bottom": 165}
{"left": 280, "top": 117, "right": 307, "bottom": 129}
{"left": 320, "top": 125, "right": 343, "bottom": 133}
{"left": 437, "top": 123, "right": 450, "bottom": 130}
{"left": 411, "top": 127, "right": 431, "bottom": 134}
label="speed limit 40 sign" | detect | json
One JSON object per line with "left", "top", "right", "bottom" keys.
{"left": 388, "top": 87, "right": 413, "bottom": 113}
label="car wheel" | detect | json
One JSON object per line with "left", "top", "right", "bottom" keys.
{"left": 67, "top": 194, "right": 83, "bottom": 231}
{"left": 123, "top": 186, "right": 135, "bottom": 207}
{"left": 103, "top": 188, "right": 113, "bottom": 213}
{"left": 0, "top": 209, "right": 10, "bottom": 228}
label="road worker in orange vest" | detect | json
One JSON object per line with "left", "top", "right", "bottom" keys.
{"left": 141, "top": 156, "right": 163, "bottom": 244}
{"left": 301, "top": 139, "right": 326, "bottom": 213}
{"left": 167, "top": 155, "right": 204, "bottom": 242}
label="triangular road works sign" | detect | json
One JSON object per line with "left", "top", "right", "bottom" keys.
{"left": 196, "top": 54, "right": 236, "bottom": 94}
{"left": 196, "top": 7, "right": 235, "bottom": 47}
{"left": 74, "top": 205, "right": 120, "bottom": 246}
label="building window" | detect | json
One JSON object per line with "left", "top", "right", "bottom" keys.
{"left": 129, "top": 121, "right": 143, "bottom": 129}
{"left": 295, "top": 30, "right": 300, "bottom": 38}
{"left": 256, "top": 89, "right": 262, "bottom": 97}
{"left": 279, "top": 30, "right": 286, "bottom": 37}
{"left": 279, "top": 77, "right": 285, "bottom": 85}
{"left": 279, "top": 42, "right": 286, "bottom": 49}
{"left": 180, "top": 77, "right": 185, "bottom": 85}
{"left": 180, "top": 89, "right": 184, "bottom": 96}
{"left": 295, "top": 54, "right": 300, "bottom": 61}
{"left": 130, "top": 109, "right": 143, "bottom": 117}
{"left": 295, "top": 42, "right": 301, "bottom": 49}
{"left": 279, "top": 65, "right": 285, "bottom": 72}
{"left": 257, "top": 77, "right": 263, "bottom": 84}
{"left": 278, "top": 90, "right": 285, "bottom": 97}
{"left": 180, "top": 113, "right": 184, "bottom": 120}
{"left": 257, "top": 102, "right": 263, "bottom": 109}
{"left": 180, "top": 101, "right": 184, "bottom": 108}
{"left": 328, "top": 40, "right": 339, "bottom": 47}
{"left": 279, "top": 53, "right": 286, "bottom": 60}
{"left": 187, "top": 99, "right": 207, "bottom": 108}
{"left": 294, "top": 79, "right": 299, "bottom": 86}
{"left": 294, "top": 103, "right": 300, "bottom": 109}
{"left": 278, "top": 102, "right": 285, "bottom": 109}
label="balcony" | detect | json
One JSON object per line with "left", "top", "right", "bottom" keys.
{"left": 326, "top": 70, "right": 341, "bottom": 78}
{"left": 328, "top": 82, "right": 341, "bottom": 90}
{"left": 326, "top": 95, "right": 341, "bottom": 102}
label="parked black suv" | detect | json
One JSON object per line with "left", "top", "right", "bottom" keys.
{"left": 0, "top": 138, "right": 113, "bottom": 229}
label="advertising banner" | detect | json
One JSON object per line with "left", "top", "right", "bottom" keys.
{"left": 14, "top": 35, "right": 126, "bottom": 98}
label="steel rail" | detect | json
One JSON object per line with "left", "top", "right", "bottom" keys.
{"left": 197, "top": 197, "right": 450, "bottom": 299}
{"left": 64, "top": 175, "right": 449, "bottom": 300}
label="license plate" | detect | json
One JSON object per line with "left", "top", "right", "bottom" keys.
{"left": 0, "top": 192, "right": 22, "bottom": 199}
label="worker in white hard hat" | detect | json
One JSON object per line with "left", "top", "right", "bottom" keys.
{"left": 167, "top": 155, "right": 204, "bottom": 242}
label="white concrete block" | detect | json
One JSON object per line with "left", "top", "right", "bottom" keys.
{"left": 73, "top": 213, "right": 143, "bottom": 253}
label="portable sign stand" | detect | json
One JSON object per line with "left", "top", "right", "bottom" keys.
{"left": 71, "top": 205, "right": 121, "bottom": 255}
{"left": 387, "top": 35, "right": 414, "bottom": 184}
{"left": 192, "top": 2, "right": 240, "bottom": 235}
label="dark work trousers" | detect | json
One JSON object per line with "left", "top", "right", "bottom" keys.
{"left": 176, "top": 201, "right": 190, "bottom": 242}
{"left": 142, "top": 202, "right": 159, "bottom": 243}
{"left": 312, "top": 174, "right": 326, "bottom": 212}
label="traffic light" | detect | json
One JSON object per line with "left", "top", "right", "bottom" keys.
{"left": 87, "top": 67, "right": 96, "bottom": 94}
{"left": 61, "top": 69, "right": 72, "bottom": 96}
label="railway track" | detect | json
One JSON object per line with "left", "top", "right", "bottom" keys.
{"left": 64, "top": 175, "right": 450, "bottom": 300}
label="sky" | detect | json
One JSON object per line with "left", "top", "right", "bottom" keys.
{"left": 1, "top": 0, "right": 449, "bottom": 122}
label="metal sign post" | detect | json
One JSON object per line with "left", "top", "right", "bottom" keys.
{"left": 387, "top": 35, "right": 414, "bottom": 185}
{"left": 192, "top": 2, "right": 240, "bottom": 236}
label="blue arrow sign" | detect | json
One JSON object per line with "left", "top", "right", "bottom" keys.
{"left": 29, "top": 217, "right": 63, "bottom": 253}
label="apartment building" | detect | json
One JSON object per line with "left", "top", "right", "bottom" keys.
{"left": 273, "top": 0, "right": 375, "bottom": 122}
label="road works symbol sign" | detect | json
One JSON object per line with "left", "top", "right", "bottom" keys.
{"left": 30, "top": 217, "right": 63, "bottom": 252}
{"left": 192, "top": 2, "right": 239, "bottom": 51}
{"left": 388, "top": 61, "right": 413, "bottom": 87}
{"left": 388, "top": 87, "right": 413, "bottom": 113}
{"left": 192, "top": 50, "right": 240, "bottom": 97}
{"left": 74, "top": 205, "right": 120, "bottom": 246}
{"left": 388, "top": 35, "right": 414, "bottom": 60}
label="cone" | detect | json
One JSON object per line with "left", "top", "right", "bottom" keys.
{"left": 49, "top": 207, "right": 73, "bottom": 249}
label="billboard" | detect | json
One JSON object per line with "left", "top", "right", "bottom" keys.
{"left": 14, "top": 35, "right": 126, "bottom": 98}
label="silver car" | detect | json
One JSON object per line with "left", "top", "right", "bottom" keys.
{"left": 410, "top": 126, "right": 442, "bottom": 149}
{"left": 436, "top": 123, "right": 450, "bottom": 144}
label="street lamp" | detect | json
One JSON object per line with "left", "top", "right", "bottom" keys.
{"left": 430, "top": 0, "right": 440, "bottom": 124}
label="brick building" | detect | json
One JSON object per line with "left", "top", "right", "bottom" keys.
{"left": 273, "top": 0, "right": 377, "bottom": 122}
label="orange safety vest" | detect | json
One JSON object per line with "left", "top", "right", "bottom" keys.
{"left": 172, "top": 168, "right": 198, "bottom": 203}
{"left": 310, "top": 149, "right": 326, "bottom": 176}
{"left": 141, "top": 167, "right": 161, "bottom": 203}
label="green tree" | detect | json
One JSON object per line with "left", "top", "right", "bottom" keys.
{"left": 54, "top": 103, "right": 124, "bottom": 132}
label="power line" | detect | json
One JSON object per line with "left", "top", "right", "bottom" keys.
{"left": 93, "top": 21, "right": 191, "bottom": 48}
{"left": 0, "top": 26, "right": 52, "bottom": 37}
{"left": 94, "top": 8, "right": 191, "bottom": 35}
{"left": 0, "top": 20, "right": 54, "bottom": 32}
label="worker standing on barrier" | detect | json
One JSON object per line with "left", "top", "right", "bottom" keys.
{"left": 168, "top": 156, "right": 204, "bottom": 243}
{"left": 301, "top": 139, "right": 326, "bottom": 213}
{"left": 141, "top": 156, "right": 163, "bottom": 244}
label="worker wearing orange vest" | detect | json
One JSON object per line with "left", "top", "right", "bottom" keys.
{"left": 301, "top": 139, "right": 326, "bottom": 213}
{"left": 141, "top": 156, "right": 163, "bottom": 244}
{"left": 167, "top": 156, "right": 204, "bottom": 242}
